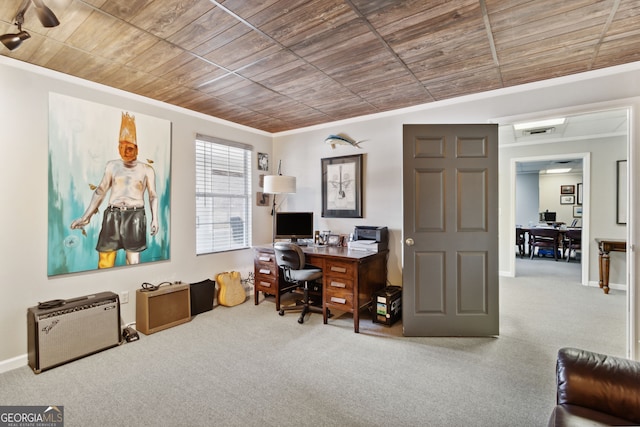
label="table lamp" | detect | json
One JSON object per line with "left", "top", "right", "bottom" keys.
{"left": 263, "top": 160, "right": 296, "bottom": 240}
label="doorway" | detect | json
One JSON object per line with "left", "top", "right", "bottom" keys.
{"left": 497, "top": 106, "right": 631, "bottom": 356}
{"left": 512, "top": 154, "right": 589, "bottom": 285}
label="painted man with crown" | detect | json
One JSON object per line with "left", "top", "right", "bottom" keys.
{"left": 70, "top": 113, "right": 159, "bottom": 268}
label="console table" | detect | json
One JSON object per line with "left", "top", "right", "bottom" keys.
{"left": 595, "top": 238, "right": 626, "bottom": 294}
{"left": 253, "top": 245, "right": 388, "bottom": 333}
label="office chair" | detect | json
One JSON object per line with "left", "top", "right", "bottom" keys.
{"left": 273, "top": 242, "right": 323, "bottom": 324}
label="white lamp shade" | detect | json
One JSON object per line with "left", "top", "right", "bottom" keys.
{"left": 264, "top": 175, "right": 296, "bottom": 194}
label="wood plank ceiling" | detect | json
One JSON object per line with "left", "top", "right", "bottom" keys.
{"left": 1, "top": 0, "right": 639, "bottom": 133}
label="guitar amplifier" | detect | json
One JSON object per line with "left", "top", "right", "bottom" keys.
{"left": 27, "top": 292, "right": 121, "bottom": 374}
{"left": 136, "top": 283, "right": 191, "bottom": 335}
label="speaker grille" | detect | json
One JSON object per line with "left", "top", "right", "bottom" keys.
{"left": 136, "top": 284, "right": 191, "bottom": 335}
{"left": 148, "top": 290, "right": 190, "bottom": 329}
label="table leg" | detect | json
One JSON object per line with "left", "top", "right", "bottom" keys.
{"left": 354, "top": 301, "right": 359, "bottom": 334}
{"left": 601, "top": 252, "right": 611, "bottom": 294}
{"left": 598, "top": 252, "right": 604, "bottom": 289}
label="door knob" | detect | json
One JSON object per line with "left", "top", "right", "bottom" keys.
{"left": 405, "top": 238, "right": 414, "bottom": 246}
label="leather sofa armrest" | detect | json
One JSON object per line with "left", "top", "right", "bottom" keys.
{"left": 556, "top": 347, "right": 640, "bottom": 423}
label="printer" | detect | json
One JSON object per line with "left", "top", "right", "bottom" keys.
{"left": 348, "top": 226, "right": 388, "bottom": 252}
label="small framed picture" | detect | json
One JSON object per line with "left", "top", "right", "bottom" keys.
{"left": 576, "top": 183, "right": 583, "bottom": 205}
{"left": 327, "top": 234, "right": 341, "bottom": 246}
{"left": 257, "top": 152, "right": 269, "bottom": 171}
{"left": 256, "top": 192, "right": 270, "bottom": 207}
{"left": 617, "top": 160, "right": 627, "bottom": 224}
{"left": 560, "top": 185, "right": 575, "bottom": 194}
{"left": 573, "top": 206, "right": 583, "bottom": 218}
{"left": 560, "top": 195, "right": 575, "bottom": 205}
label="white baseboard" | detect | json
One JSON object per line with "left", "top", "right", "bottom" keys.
{"left": 588, "top": 280, "right": 626, "bottom": 292}
{"left": 0, "top": 354, "right": 27, "bottom": 374}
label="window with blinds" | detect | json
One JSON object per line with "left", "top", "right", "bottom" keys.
{"left": 195, "top": 135, "right": 252, "bottom": 254}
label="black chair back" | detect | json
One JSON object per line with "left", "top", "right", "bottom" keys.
{"left": 529, "top": 228, "right": 560, "bottom": 260}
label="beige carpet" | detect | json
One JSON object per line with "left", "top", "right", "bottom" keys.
{"left": 0, "top": 261, "right": 626, "bottom": 426}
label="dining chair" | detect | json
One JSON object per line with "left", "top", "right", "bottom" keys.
{"left": 529, "top": 228, "right": 561, "bottom": 261}
{"left": 564, "top": 229, "right": 582, "bottom": 262}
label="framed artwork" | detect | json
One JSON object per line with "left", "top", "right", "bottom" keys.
{"left": 321, "top": 154, "right": 363, "bottom": 218}
{"left": 560, "top": 195, "right": 575, "bottom": 205}
{"left": 617, "top": 160, "right": 627, "bottom": 224}
{"left": 257, "top": 152, "right": 269, "bottom": 171}
{"left": 256, "top": 192, "right": 270, "bottom": 207}
{"left": 576, "top": 183, "right": 583, "bottom": 205}
{"left": 560, "top": 185, "right": 575, "bottom": 194}
{"left": 48, "top": 93, "right": 171, "bottom": 276}
{"left": 327, "top": 234, "right": 341, "bottom": 246}
{"left": 573, "top": 206, "right": 583, "bottom": 218}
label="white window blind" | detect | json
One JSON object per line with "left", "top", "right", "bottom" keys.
{"left": 195, "top": 135, "right": 252, "bottom": 254}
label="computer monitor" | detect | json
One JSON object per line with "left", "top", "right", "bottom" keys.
{"left": 274, "top": 212, "right": 314, "bottom": 242}
{"left": 539, "top": 211, "right": 556, "bottom": 222}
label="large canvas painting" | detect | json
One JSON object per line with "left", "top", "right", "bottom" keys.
{"left": 48, "top": 93, "right": 171, "bottom": 276}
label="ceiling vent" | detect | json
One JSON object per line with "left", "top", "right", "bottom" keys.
{"left": 524, "top": 127, "right": 555, "bottom": 135}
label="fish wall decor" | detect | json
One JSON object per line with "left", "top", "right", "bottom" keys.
{"left": 324, "top": 134, "right": 361, "bottom": 149}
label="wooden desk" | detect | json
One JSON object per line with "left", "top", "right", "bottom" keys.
{"left": 595, "top": 238, "right": 626, "bottom": 294}
{"left": 253, "top": 245, "right": 388, "bottom": 333}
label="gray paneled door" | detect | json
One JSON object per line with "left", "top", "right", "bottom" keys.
{"left": 402, "top": 124, "right": 499, "bottom": 336}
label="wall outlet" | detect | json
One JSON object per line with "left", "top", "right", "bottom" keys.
{"left": 119, "top": 291, "right": 129, "bottom": 304}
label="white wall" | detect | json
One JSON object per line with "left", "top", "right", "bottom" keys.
{"left": 3, "top": 56, "right": 640, "bottom": 367}
{"left": 515, "top": 174, "right": 539, "bottom": 227}
{"left": 539, "top": 173, "right": 583, "bottom": 226}
{"left": 0, "top": 57, "right": 273, "bottom": 368}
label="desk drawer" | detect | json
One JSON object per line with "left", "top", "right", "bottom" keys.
{"left": 325, "top": 260, "right": 355, "bottom": 278}
{"left": 325, "top": 287, "right": 354, "bottom": 310}
{"left": 254, "top": 274, "right": 276, "bottom": 292}
{"left": 254, "top": 251, "right": 276, "bottom": 264}
{"left": 255, "top": 263, "right": 276, "bottom": 278}
{"left": 326, "top": 277, "right": 354, "bottom": 292}
{"left": 254, "top": 250, "right": 277, "bottom": 294}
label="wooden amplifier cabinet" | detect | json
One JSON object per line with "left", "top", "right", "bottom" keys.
{"left": 136, "top": 283, "right": 191, "bottom": 335}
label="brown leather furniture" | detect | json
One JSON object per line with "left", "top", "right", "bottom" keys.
{"left": 548, "top": 347, "right": 640, "bottom": 426}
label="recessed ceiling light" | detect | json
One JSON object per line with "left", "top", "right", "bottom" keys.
{"left": 514, "top": 118, "right": 566, "bottom": 130}
{"left": 544, "top": 168, "right": 571, "bottom": 174}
